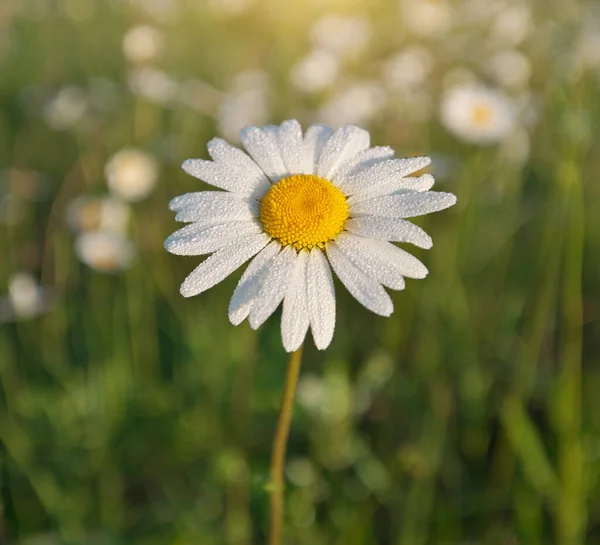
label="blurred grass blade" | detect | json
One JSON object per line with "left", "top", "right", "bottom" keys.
{"left": 501, "top": 395, "right": 558, "bottom": 502}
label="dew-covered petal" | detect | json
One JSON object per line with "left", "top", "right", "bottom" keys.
{"left": 344, "top": 216, "right": 433, "bottom": 248}
{"left": 326, "top": 242, "right": 393, "bottom": 316}
{"left": 316, "top": 125, "right": 370, "bottom": 181}
{"left": 206, "top": 138, "right": 272, "bottom": 198}
{"left": 228, "top": 241, "right": 281, "bottom": 325}
{"left": 281, "top": 250, "right": 310, "bottom": 352}
{"left": 240, "top": 125, "right": 289, "bottom": 182}
{"left": 180, "top": 233, "right": 270, "bottom": 297}
{"left": 336, "top": 232, "right": 427, "bottom": 286}
{"left": 248, "top": 245, "right": 298, "bottom": 329}
{"left": 348, "top": 174, "right": 435, "bottom": 204}
{"left": 277, "top": 120, "right": 310, "bottom": 175}
{"left": 334, "top": 146, "right": 395, "bottom": 188}
{"left": 350, "top": 191, "right": 457, "bottom": 219}
{"left": 182, "top": 138, "right": 271, "bottom": 199}
{"left": 164, "top": 220, "right": 262, "bottom": 256}
{"left": 303, "top": 124, "right": 334, "bottom": 174}
{"left": 306, "top": 248, "right": 336, "bottom": 350}
{"left": 334, "top": 233, "right": 405, "bottom": 290}
{"left": 342, "top": 157, "right": 431, "bottom": 198}
{"left": 169, "top": 192, "right": 259, "bottom": 224}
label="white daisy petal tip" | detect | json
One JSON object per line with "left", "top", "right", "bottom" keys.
{"left": 181, "top": 158, "right": 203, "bottom": 177}
{"left": 415, "top": 155, "right": 432, "bottom": 169}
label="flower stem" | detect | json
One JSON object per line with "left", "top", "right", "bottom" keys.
{"left": 268, "top": 344, "right": 304, "bottom": 545}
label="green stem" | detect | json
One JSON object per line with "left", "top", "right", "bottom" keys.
{"left": 268, "top": 345, "right": 304, "bottom": 545}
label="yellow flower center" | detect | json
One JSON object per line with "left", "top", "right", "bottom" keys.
{"left": 260, "top": 174, "right": 349, "bottom": 251}
{"left": 471, "top": 103, "right": 494, "bottom": 128}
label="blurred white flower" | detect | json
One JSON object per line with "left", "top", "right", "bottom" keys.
{"left": 207, "top": 0, "right": 253, "bottom": 16}
{"left": 489, "top": 4, "right": 531, "bottom": 46}
{"left": 75, "top": 232, "right": 135, "bottom": 273}
{"left": 401, "top": 0, "right": 453, "bottom": 38}
{"left": 217, "top": 70, "right": 270, "bottom": 141}
{"left": 122, "top": 25, "right": 165, "bottom": 64}
{"left": 128, "top": 66, "right": 178, "bottom": 104}
{"left": 67, "top": 195, "right": 130, "bottom": 233}
{"left": 383, "top": 46, "right": 433, "bottom": 90}
{"left": 105, "top": 149, "right": 158, "bottom": 202}
{"left": 310, "top": 14, "right": 372, "bottom": 57}
{"left": 290, "top": 49, "right": 339, "bottom": 93}
{"left": 43, "top": 86, "right": 89, "bottom": 131}
{"left": 440, "top": 84, "right": 516, "bottom": 144}
{"left": 487, "top": 49, "right": 531, "bottom": 89}
{"left": 320, "top": 82, "right": 385, "bottom": 126}
{"left": 0, "top": 273, "right": 55, "bottom": 323}
{"left": 9, "top": 274, "right": 43, "bottom": 318}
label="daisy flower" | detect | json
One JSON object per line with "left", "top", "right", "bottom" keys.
{"left": 0, "top": 273, "right": 56, "bottom": 323}
{"left": 122, "top": 25, "right": 165, "bottom": 64}
{"left": 105, "top": 149, "right": 158, "bottom": 202}
{"left": 67, "top": 195, "right": 130, "bottom": 233}
{"left": 76, "top": 231, "right": 135, "bottom": 273}
{"left": 440, "top": 84, "right": 516, "bottom": 144}
{"left": 165, "top": 120, "right": 456, "bottom": 352}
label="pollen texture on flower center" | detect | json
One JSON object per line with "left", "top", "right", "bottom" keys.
{"left": 260, "top": 174, "right": 349, "bottom": 251}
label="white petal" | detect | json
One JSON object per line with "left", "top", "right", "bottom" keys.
{"left": 335, "top": 232, "right": 427, "bottom": 287}
{"left": 334, "top": 233, "right": 404, "bottom": 290}
{"left": 342, "top": 157, "right": 431, "bottom": 197}
{"left": 281, "top": 250, "right": 310, "bottom": 352}
{"left": 350, "top": 191, "right": 457, "bottom": 219}
{"left": 303, "top": 124, "right": 334, "bottom": 173}
{"left": 182, "top": 139, "right": 271, "bottom": 200}
{"left": 248, "top": 245, "right": 298, "bottom": 329}
{"left": 228, "top": 240, "right": 281, "bottom": 325}
{"left": 333, "top": 146, "right": 396, "bottom": 188}
{"left": 240, "top": 125, "right": 289, "bottom": 182}
{"left": 326, "top": 242, "right": 393, "bottom": 316}
{"left": 169, "top": 192, "right": 259, "bottom": 223}
{"left": 180, "top": 233, "right": 270, "bottom": 297}
{"left": 165, "top": 220, "right": 262, "bottom": 256}
{"left": 306, "top": 248, "right": 336, "bottom": 350}
{"left": 277, "top": 120, "right": 309, "bottom": 174}
{"left": 345, "top": 216, "right": 433, "bottom": 249}
{"left": 316, "top": 125, "right": 370, "bottom": 180}
{"left": 205, "top": 138, "right": 272, "bottom": 199}
{"left": 348, "top": 173, "right": 435, "bottom": 204}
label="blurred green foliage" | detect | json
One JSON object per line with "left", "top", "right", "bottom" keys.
{"left": 1, "top": 0, "right": 600, "bottom": 544}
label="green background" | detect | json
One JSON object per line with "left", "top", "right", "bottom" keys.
{"left": 1, "top": 0, "right": 599, "bottom": 543}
